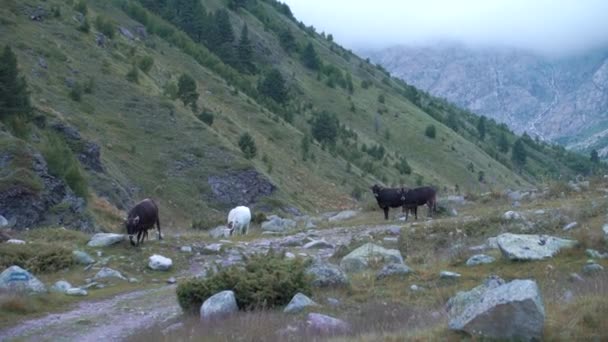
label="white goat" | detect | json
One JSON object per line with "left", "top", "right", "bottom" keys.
{"left": 227, "top": 206, "right": 251, "bottom": 236}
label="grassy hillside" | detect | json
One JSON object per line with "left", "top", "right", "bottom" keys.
{"left": 0, "top": 0, "right": 598, "bottom": 229}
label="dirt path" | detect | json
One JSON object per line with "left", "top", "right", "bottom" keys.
{"left": 0, "top": 285, "right": 180, "bottom": 342}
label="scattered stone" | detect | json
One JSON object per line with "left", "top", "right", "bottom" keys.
{"left": 96, "top": 251, "right": 103, "bottom": 257}
{"left": 485, "top": 237, "right": 499, "bottom": 249}
{"left": 383, "top": 237, "right": 398, "bottom": 243}
{"left": 51, "top": 280, "right": 72, "bottom": 293}
{"left": 200, "top": 290, "right": 238, "bottom": 320}
{"left": 328, "top": 210, "right": 357, "bottom": 222}
{"left": 586, "top": 249, "right": 608, "bottom": 259}
{"left": 410, "top": 284, "right": 423, "bottom": 292}
{"left": 326, "top": 297, "right": 340, "bottom": 306}
{"left": 503, "top": 211, "right": 521, "bottom": 220}
{"left": 0, "top": 266, "right": 46, "bottom": 293}
{"left": 569, "top": 273, "right": 584, "bottom": 282}
{"left": 148, "top": 254, "right": 173, "bottom": 271}
{"left": 376, "top": 263, "right": 412, "bottom": 279}
{"left": 134, "top": 25, "right": 148, "bottom": 39}
{"left": 6, "top": 239, "right": 25, "bottom": 244}
{"left": 284, "top": 293, "right": 318, "bottom": 313}
{"left": 30, "top": 6, "right": 46, "bottom": 21}
{"left": 73, "top": 250, "right": 95, "bottom": 265}
{"left": 37, "top": 57, "right": 48, "bottom": 69}
{"left": 496, "top": 233, "right": 577, "bottom": 261}
{"left": 93, "top": 267, "right": 126, "bottom": 281}
{"left": 87, "top": 233, "right": 124, "bottom": 247}
{"left": 583, "top": 262, "right": 604, "bottom": 274}
{"left": 95, "top": 33, "right": 107, "bottom": 47}
{"left": 447, "top": 277, "right": 545, "bottom": 341}
{"left": 285, "top": 252, "right": 296, "bottom": 259}
{"left": 280, "top": 236, "right": 304, "bottom": 247}
{"left": 440, "top": 271, "right": 461, "bottom": 279}
{"left": 128, "top": 278, "right": 139, "bottom": 283}
{"left": 208, "top": 226, "right": 231, "bottom": 239}
{"left": 66, "top": 288, "right": 88, "bottom": 296}
{"left": 167, "top": 277, "right": 177, "bottom": 284}
{"left": 512, "top": 201, "right": 521, "bottom": 208}
{"left": 444, "top": 195, "right": 466, "bottom": 205}
{"left": 202, "top": 243, "right": 223, "bottom": 255}
{"left": 562, "top": 290, "right": 574, "bottom": 304}
{"left": 305, "top": 261, "right": 349, "bottom": 288}
{"left": 0, "top": 215, "right": 7, "bottom": 227}
{"left": 534, "top": 210, "right": 546, "bottom": 215}
{"left": 563, "top": 222, "right": 578, "bottom": 231}
{"left": 340, "top": 243, "right": 404, "bottom": 273}
{"left": 261, "top": 215, "right": 297, "bottom": 232}
{"left": 303, "top": 240, "right": 334, "bottom": 249}
{"left": 180, "top": 246, "right": 193, "bottom": 253}
{"left": 466, "top": 254, "right": 496, "bottom": 266}
{"left": 306, "top": 313, "right": 349, "bottom": 334}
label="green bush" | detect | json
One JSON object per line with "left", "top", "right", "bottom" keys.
{"left": 138, "top": 55, "right": 154, "bottom": 73}
{"left": 197, "top": 109, "right": 214, "bottom": 126}
{"left": 238, "top": 132, "right": 257, "bottom": 159}
{"left": 78, "top": 17, "right": 90, "bottom": 33}
{"left": 0, "top": 243, "right": 74, "bottom": 273}
{"left": 126, "top": 64, "right": 139, "bottom": 83}
{"left": 94, "top": 15, "right": 115, "bottom": 38}
{"left": 176, "top": 251, "right": 311, "bottom": 314}
{"left": 74, "top": 0, "right": 87, "bottom": 14}
{"left": 425, "top": 124, "right": 436, "bottom": 139}
{"left": 41, "top": 133, "right": 88, "bottom": 199}
{"left": 251, "top": 212, "right": 267, "bottom": 225}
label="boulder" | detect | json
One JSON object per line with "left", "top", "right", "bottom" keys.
{"left": 280, "top": 236, "right": 305, "bottom": 247}
{"left": 496, "top": 233, "right": 577, "bottom": 260}
{"left": 202, "top": 243, "right": 223, "bottom": 255}
{"left": 447, "top": 276, "right": 545, "bottom": 341}
{"left": 180, "top": 246, "right": 193, "bottom": 253}
{"left": 340, "top": 243, "right": 404, "bottom": 273}
{"left": 87, "top": 233, "right": 125, "bottom": 247}
{"left": 6, "top": 239, "right": 25, "bottom": 244}
{"left": 328, "top": 210, "right": 358, "bottom": 222}
{"left": 284, "top": 293, "right": 318, "bottom": 313}
{"left": 583, "top": 262, "right": 604, "bottom": 274}
{"left": 503, "top": 211, "right": 522, "bottom": 220}
{"left": 306, "top": 313, "right": 349, "bottom": 334}
{"left": 51, "top": 280, "right": 72, "bottom": 293}
{"left": 118, "top": 27, "right": 135, "bottom": 40}
{"left": 93, "top": 267, "right": 126, "bottom": 281}
{"left": 148, "top": 254, "right": 172, "bottom": 271}
{"left": 440, "top": 271, "right": 461, "bottom": 279}
{"left": 303, "top": 240, "right": 334, "bottom": 249}
{"left": 73, "top": 250, "right": 95, "bottom": 265}
{"left": 200, "top": 290, "right": 238, "bottom": 320}
{"left": 261, "top": 215, "right": 296, "bottom": 232}
{"left": 586, "top": 249, "right": 608, "bottom": 259}
{"left": 0, "top": 266, "right": 46, "bottom": 293}
{"left": 305, "top": 261, "right": 349, "bottom": 287}
{"left": 0, "top": 215, "right": 8, "bottom": 227}
{"left": 466, "top": 254, "right": 496, "bottom": 266}
{"left": 376, "top": 263, "right": 412, "bottom": 280}
{"left": 66, "top": 288, "right": 88, "bottom": 296}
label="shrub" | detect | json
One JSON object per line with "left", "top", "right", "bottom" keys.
{"left": 0, "top": 243, "right": 74, "bottom": 273}
{"left": 425, "top": 124, "right": 436, "bottom": 139}
{"left": 94, "top": 16, "right": 115, "bottom": 38}
{"left": 69, "top": 83, "right": 82, "bottom": 102}
{"left": 176, "top": 251, "right": 311, "bottom": 314}
{"left": 78, "top": 17, "right": 90, "bottom": 33}
{"left": 197, "top": 109, "right": 214, "bottom": 126}
{"left": 138, "top": 55, "right": 154, "bottom": 73}
{"left": 74, "top": 0, "right": 87, "bottom": 14}
{"left": 251, "top": 212, "right": 267, "bottom": 225}
{"left": 41, "top": 133, "right": 88, "bottom": 199}
{"left": 395, "top": 157, "right": 412, "bottom": 175}
{"left": 238, "top": 132, "right": 257, "bottom": 159}
{"left": 126, "top": 64, "right": 139, "bottom": 83}
{"left": 83, "top": 77, "right": 94, "bottom": 94}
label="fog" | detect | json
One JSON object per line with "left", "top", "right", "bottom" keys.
{"left": 283, "top": 0, "right": 608, "bottom": 56}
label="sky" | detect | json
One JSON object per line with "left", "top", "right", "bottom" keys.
{"left": 282, "top": 0, "right": 608, "bottom": 56}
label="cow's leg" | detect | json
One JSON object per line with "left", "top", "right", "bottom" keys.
{"left": 414, "top": 206, "right": 418, "bottom": 220}
{"left": 383, "top": 207, "right": 389, "bottom": 220}
{"left": 129, "top": 235, "right": 136, "bottom": 246}
{"left": 156, "top": 218, "right": 162, "bottom": 240}
{"left": 136, "top": 230, "right": 143, "bottom": 246}
{"left": 244, "top": 223, "right": 249, "bottom": 235}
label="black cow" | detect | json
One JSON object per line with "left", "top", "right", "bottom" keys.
{"left": 371, "top": 184, "right": 409, "bottom": 220}
{"left": 402, "top": 186, "right": 437, "bottom": 220}
{"left": 125, "top": 198, "right": 162, "bottom": 247}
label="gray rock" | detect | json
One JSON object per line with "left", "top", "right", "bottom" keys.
{"left": 444, "top": 195, "right": 466, "bottom": 205}
{"left": 261, "top": 215, "right": 296, "bottom": 232}
{"left": 202, "top": 243, "right": 223, "bottom": 255}
{"left": 466, "top": 254, "right": 496, "bottom": 266}
{"left": 328, "top": 210, "right": 358, "bottom": 222}
{"left": 562, "top": 290, "right": 574, "bottom": 304}
{"left": 208, "top": 226, "right": 230, "bottom": 239}
{"left": 207, "top": 169, "right": 275, "bottom": 206}
{"left": 118, "top": 27, "right": 135, "bottom": 40}
{"left": 306, "top": 313, "right": 349, "bottom": 334}
{"left": 376, "top": 263, "right": 412, "bottom": 279}
{"left": 0, "top": 215, "right": 8, "bottom": 227}
{"left": 563, "top": 222, "right": 578, "bottom": 231}
{"left": 303, "top": 240, "right": 334, "bottom": 249}
{"left": 134, "top": 25, "right": 148, "bottom": 39}
{"left": 503, "top": 210, "right": 522, "bottom": 220}
{"left": 66, "top": 288, "right": 88, "bottom": 296}
{"left": 340, "top": 243, "right": 404, "bottom": 273}
{"left": 148, "top": 254, "right": 172, "bottom": 271}
{"left": 585, "top": 249, "right": 608, "bottom": 259}
{"left": 485, "top": 237, "right": 499, "bottom": 249}
{"left": 0, "top": 266, "right": 46, "bottom": 293}
{"left": 569, "top": 273, "right": 585, "bottom": 282}
{"left": 51, "top": 280, "right": 72, "bottom": 293}
{"left": 447, "top": 277, "right": 545, "bottom": 341}
{"left": 280, "top": 236, "right": 305, "bottom": 247}
{"left": 305, "top": 261, "right": 349, "bottom": 287}
{"left": 128, "top": 278, "right": 139, "bottom": 283}
{"left": 583, "top": 262, "right": 604, "bottom": 274}
{"left": 285, "top": 252, "right": 296, "bottom": 259}
{"left": 87, "top": 233, "right": 125, "bottom": 247}
{"left": 326, "top": 297, "right": 340, "bottom": 306}
{"left": 440, "top": 271, "right": 461, "bottom": 279}
{"left": 6, "top": 239, "right": 25, "bottom": 244}
{"left": 497, "top": 233, "right": 577, "bottom": 260}
{"left": 95, "top": 33, "right": 107, "bottom": 47}
{"left": 73, "top": 250, "right": 95, "bottom": 265}
{"left": 200, "top": 290, "right": 238, "bottom": 320}
{"left": 93, "top": 267, "right": 126, "bottom": 281}
{"left": 180, "top": 246, "right": 193, "bottom": 253}
{"left": 167, "top": 277, "right": 177, "bottom": 284}
{"left": 603, "top": 224, "right": 608, "bottom": 240}
{"left": 410, "top": 284, "right": 423, "bottom": 291}
{"left": 284, "top": 293, "right": 318, "bottom": 313}
{"left": 383, "top": 237, "right": 399, "bottom": 243}
{"left": 534, "top": 209, "right": 546, "bottom": 215}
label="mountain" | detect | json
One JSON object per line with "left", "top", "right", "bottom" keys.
{"left": 0, "top": 0, "right": 596, "bottom": 230}
{"left": 362, "top": 43, "right": 608, "bottom": 155}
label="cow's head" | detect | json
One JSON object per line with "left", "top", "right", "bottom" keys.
{"left": 400, "top": 187, "right": 411, "bottom": 201}
{"left": 370, "top": 184, "right": 383, "bottom": 198}
{"left": 125, "top": 215, "right": 140, "bottom": 235}
{"left": 227, "top": 221, "right": 235, "bottom": 236}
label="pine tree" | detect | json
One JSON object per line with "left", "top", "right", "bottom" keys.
{"left": 279, "top": 28, "right": 297, "bottom": 53}
{"left": 0, "top": 46, "right": 32, "bottom": 123}
{"left": 301, "top": 42, "right": 320, "bottom": 70}
{"left": 498, "top": 132, "right": 509, "bottom": 153}
{"left": 238, "top": 132, "right": 257, "bottom": 159}
{"left": 237, "top": 24, "right": 254, "bottom": 73}
{"left": 258, "top": 69, "right": 288, "bottom": 104}
{"left": 446, "top": 112, "right": 458, "bottom": 132}
{"left": 512, "top": 138, "right": 527, "bottom": 168}
{"left": 345, "top": 72, "right": 354, "bottom": 94}
{"left": 477, "top": 116, "right": 486, "bottom": 140}
{"left": 177, "top": 73, "right": 199, "bottom": 110}
{"left": 311, "top": 111, "right": 338, "bottom": 145}
{"left": 300, "top": 133, "right": 310, "bottom": 161}
{"left": 214, "top": 9, "right": 234, "bottom": 44}
{"left": 591, "top": 149, "right": 600, "bottom": 163}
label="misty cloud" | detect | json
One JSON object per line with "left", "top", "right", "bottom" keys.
{"left": 283, "top": 0, "right": 608, "bottom": 56}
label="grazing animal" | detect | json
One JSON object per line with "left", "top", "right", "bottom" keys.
{"left": 371, "top": 184, "right": 409, "bottom": 220}
{"left": 227, "top": 206, "right": 251, "bottom": 236}
{"left": 125, "top": 198, "right": 161, "bottom": 247}
{"left": 402, "top": 186, "right": 437, "bottom": 219}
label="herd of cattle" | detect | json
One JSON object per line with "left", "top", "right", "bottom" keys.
{"left": 124, "top": 184, "right": 436, "bottom": 246}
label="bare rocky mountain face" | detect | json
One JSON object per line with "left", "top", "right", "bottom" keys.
{"left": 363, "top": 44, "right": 608, "bottom": 155}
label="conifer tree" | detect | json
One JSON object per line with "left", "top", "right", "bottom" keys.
{"left": 477, "top": 115, "right": 486, "bottom": 140}
{"left": 301, "top": 42, "right": 321, "bottom": 70}
{"left": 0, "top": 46, "right": 32, "bottom": 123}
{"left": 177, "top": 74, "right": 199, "bottom": 110}
{"left": 512, "top": 138, "right": 527, "bottom": 168}
{"left": 498, "top": 132, "right": 510, "bottom": 153}
{"left": 237, "top": 24, "right": 254, "bottom": 73}
{"left": 258, "top": 69, "right": 287, "bottom": 104}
